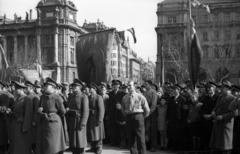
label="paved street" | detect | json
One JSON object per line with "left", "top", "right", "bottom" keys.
{"left": 64, "top": 145, "right": 177, "bottom": 154}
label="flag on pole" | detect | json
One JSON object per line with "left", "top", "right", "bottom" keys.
{"left": 127, "top": 28, "right": 137, "bottom": 43}
{"left": 0, "top": 44, "right": 9, "bottom": 81}
{"left": 191, "top": 0, "right": 210, "bottom": 13}
{"left": 117, "top": 31, "right": 125, "bottom": 45}
{"left": 188, "top": 19, "right": 203, "bottom": 90}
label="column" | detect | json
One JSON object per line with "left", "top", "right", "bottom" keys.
{"left": 2, "top": 36, "right": 7, "bottom": 55}
{"left": 13, "top": 36, "right": 17, "bottom": 63}
{"left": 24, "top": 35, "right": 28, "bottom": 62}
{"left": 54, "top": 27, "right": 59, "bottom": 64}
{"left": 54, "top": 26, "right": 60, "bottom": 83}
{"left": 36, "top": 29, "right": 41, "bottom": 62}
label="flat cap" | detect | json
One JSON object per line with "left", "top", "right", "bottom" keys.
{"left": 45, "top": 77, "right": 57, "bottom": 88}
{"left": 72, "top": 78, "right": 83, "bottom": 86}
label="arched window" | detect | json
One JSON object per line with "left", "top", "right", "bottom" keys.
{"left": 166, "top": 68, "right": 178, "bottom": 84}
{"left": 216, "top": 67, "right": 229, "bottom": 82}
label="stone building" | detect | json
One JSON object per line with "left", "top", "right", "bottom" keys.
{"left": 155, "top": 0, "right": 240, "bottom": 85}
{"left": 83, "top": 20, "right": 140, "bottom": 83}
{"left": 0, "top": 0, "right": 87, "bottom": 83}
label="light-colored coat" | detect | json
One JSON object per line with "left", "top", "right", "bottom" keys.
{"left": 210, "top": 94, "right": 235, "bottom": 150}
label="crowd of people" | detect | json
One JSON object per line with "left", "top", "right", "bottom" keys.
{"left": 0, "top": 77, "right": 240, "bottom": 154}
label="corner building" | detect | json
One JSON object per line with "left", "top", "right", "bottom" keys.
{"left": 0, "top": 0, "right": 87, "bottom": 83}
{"left": 155, "top": 0, "right": 240, "bottom": 85}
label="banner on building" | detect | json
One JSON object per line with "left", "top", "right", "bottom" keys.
{"left": 76, "top": 29, "right": 115, "bottom": 85}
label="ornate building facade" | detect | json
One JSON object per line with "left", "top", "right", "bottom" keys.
{"left": 156, "top": 0, "right": 240, "bottom": 85}
{"left": 0, "top": 0, "right": 87, "bottom": 83}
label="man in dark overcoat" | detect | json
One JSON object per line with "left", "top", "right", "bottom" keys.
{"left": 0, "top": 81, "right": 10, "bottom": 153}
{"left": 201, "top": 82, "right": 219, "bottom": 152}
{"left": 66, "top": 78, "right": 89, "bottom": 154}
{"left": 25, "top": 80, "right": 40, "bottom": 153}
{"left": 36, "top": 77, "right": 66, "bottom": 154}
{"left": 107, "top": 80, "right": 126, "bottom": 146}
{"left": 166, "top": 84, "right": 186, "bottom": 153}
{"left": 7, "top": 81, "right": 33, "bottom": 154}
{"left": 86, "top": 82, "right": 105, "bottom": 154}
{"left": 209, "top": 80, "right": 236, "bottom": 154}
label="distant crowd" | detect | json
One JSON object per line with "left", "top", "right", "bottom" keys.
{"left": 0, "top": 78, "right": 240, "bottom": 154}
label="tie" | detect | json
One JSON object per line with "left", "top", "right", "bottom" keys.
{"left": 130, "top": 94, "right": 134, "bottom": 111}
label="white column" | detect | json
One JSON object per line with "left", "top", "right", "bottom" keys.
{"left": 13, "top": 36, "right": 17, "bottom": 63}
{"left": 2, "top": 36, "right": 7, "bottom": 54}
{"left": 54, "top": 27, "right": 59, "bottom": 64}
{"left": 37, "top": 29, "right": 42, "bottom": 62}
{"left": 24, "top": 35, "right": 28, "bottom": 62}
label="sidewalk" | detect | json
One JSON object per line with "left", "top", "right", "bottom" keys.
{"left": 64, "top": 145, "right": 177, "bottom": 154}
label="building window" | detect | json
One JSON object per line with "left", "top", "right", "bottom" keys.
{"left": 214, "top": 14, "right": 219, "bottom": 22}
{"left": 225, "top": 13, "right": 230, "bottom": 22}
{"left": 46, "top": 35, "right": 53, "bottom": 45}
{"left": 237, "top": 13, "right": 240, "bottom": 21}
{"left": 203, "top": 46, "right": 208, "bottom": 58}
{"left": 203, "top": 32, "right": 208, "bottom": 41}
{"left": 214, "top": 31, "right": 219, "bottom": 41}
{"left": 236, "top": 46, "right": 240, "bottom": 57}
{"left": 225, "top": 31, "right": 231, "bottom": 40}
{"left": 111, "top": 53, "right": 117, "bottom": 58}
{"left": 168, "top": 17, "right": 176, "bottom": 23}
{"left": 111, "top": 61, "right": 117, "bottom": 66}
{"left": 202, "top": 14, "right": 208, "bottom": 22}
{"left": 192, "top": 15, "right": 197, "bottom": 24}
{"left": 236, "top": 33, "right": 240, "bottom": 40}
{"left": 214, "top": 48, "right": 220, "bottom": 58}
{"left": 70, "top": 48, "right": 75, "bottom": 64}
{"left": 225, "top": 45, "right": 231, "bottom": 58}
{"left": 70, "top": 36, "right": 74, "bottom": 46}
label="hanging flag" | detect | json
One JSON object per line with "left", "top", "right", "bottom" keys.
{"left": 188, "top": 22, "right": 203, "bottom": 90}
{"left": 127, "top": 28, "right": 137, "bottom": 44}
{"left": 191, "top": 0, "right": 211, "bottom": 13}
{"left": 0, "top": 44, "right": 9, "bottom": 81}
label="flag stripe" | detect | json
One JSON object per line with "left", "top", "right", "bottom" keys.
{"left": 0, "top": 44, "right": 9, "bottom": 81}
{"left": 127, "top": 28, "right": 137, "bottom": 43}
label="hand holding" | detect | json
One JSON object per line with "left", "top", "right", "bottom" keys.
{"left": 38, "top": 107, "right": 43, "bottom": 113}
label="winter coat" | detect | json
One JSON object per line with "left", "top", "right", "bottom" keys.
{"left": 87, "top": 93, "right": 105, "bottom": 141}
{"left": 67, "top": 91, "right": 89, "bottom": 148}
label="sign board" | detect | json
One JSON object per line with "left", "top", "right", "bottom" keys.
{"left": 20, "top": 69, "right": 54, "bottom": 83}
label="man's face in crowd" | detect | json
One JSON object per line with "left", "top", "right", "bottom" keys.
{"left": 127, "top": 82, "right": 135, "bottom": 92}
{"left": 101, "top": 86, "right": 107, "bottom": 95}
{"left": 207, "top": 87, "right": 215, "bottom": 95}
{"left": 45, "top": 84, "right": 54, "bottom": 93}
{"left": 112, "top": 83, "right": 119, "bottom": 91}
{"left": 72, "top": 85, "right": 80, "bottom": 93}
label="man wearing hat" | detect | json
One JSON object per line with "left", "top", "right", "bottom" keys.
{"left": 66, "top": 79, "right": 89, "bottom": 154}
{"left": 34, "top": 80, "right": 42, "bottom": 97}
{"left": 0, "top": 81, "right": 11, "bottom": 153}
{"left": 36, "top": 77, "right": 66, "bottom": 154}
{"left": 209, "top": 80, "right": 236, "bottom": 154}
{"left": 143, "top": 80, "right": 158, "bottom": 152}
{"left": 166, "top": 84, "right": 186, "bottom": 153}
{"left": 7, "top": 81, "right": 33, "bottom": 154}
{"left": 99, "top": 82, "right": 110, "bottom": 144}
{"left": 25, "top": 80, "right": 40, "bottom": 153}
{"left": 86, "top": 82, "right": 105, "bottom": 154}
{"left": 200, "top": 81, "right": 219, "bottom": 152}
{"left": 107, "top": 80, "right": 127, "bottom": 147}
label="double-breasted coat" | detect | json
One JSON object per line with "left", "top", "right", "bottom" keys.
{"left": 107, "top": 90, "right": 126, "bottom": 136}
{"left": 67, "top": 91, "right": 89, "bottom": 148}
{"left": 27, "top": 92, "right": 40, "bottom": 144}
{"left": 10, "top": 94, "right": 32, "bottom": 154}
{"left": 210, "top": 94, "right": 235, "bottom": 150}
{"left": 36, "top": 93, "right": 66, "bottom": 154}
{"left": 87, "top": 93, "right": 105, "bottom": 141}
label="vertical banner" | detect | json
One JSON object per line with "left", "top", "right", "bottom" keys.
{"left": 0, "top": 44, "right": 9, "bottom": 81}
{"left": 76, "top": 29, "right": 115, "bottom": 85}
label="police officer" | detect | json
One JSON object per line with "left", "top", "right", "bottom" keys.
{"left": 66, "top": 79, "right": 89, "bottom": 154}
{"left": 25, "top": 80, "right": 40, "bottom": 154}
{"left": 86, "top": 82, "right": 105, "bottom": 154}
{"left": 36, "top": 77, "right": 66, "bottom": 154}
{"left": 7, "top": 81, "right": 33, "bottom": 154}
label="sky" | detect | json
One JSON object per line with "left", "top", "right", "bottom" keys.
{"left": 0, "top": 0, "right": 163, "bottom": 63}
